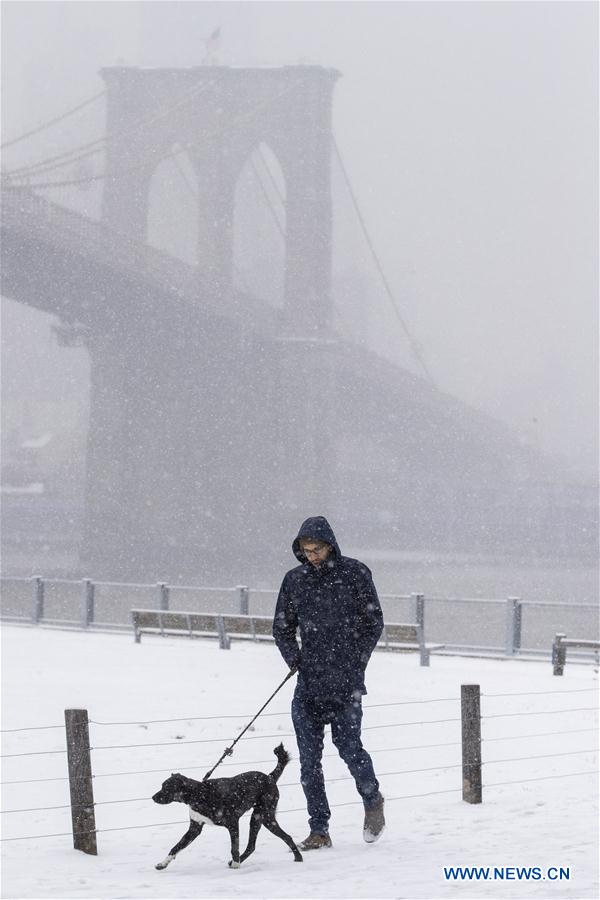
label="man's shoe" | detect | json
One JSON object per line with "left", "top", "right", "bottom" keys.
{"left": 298, "top": 832, "right": 332, "bottom": 850}
{"left": 363, "top": 793, "right": 385, "bottom": 843}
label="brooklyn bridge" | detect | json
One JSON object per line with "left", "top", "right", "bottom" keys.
{"left": 1, "top": 65, "right": 591, "bottom": 582}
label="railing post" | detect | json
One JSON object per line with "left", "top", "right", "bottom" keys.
{"left": 411, "top": 592, "right": 425, "bottom": 629}
{"left": 237, "top": 585, "right": 249, "bottom": 615}
{"left": 81, "top": 579, "right": 95, "bottom": 628}
{"left": 64, "top": 708, "right": 97, "bottom": 855}
{"left": 31, "top": 576, "right": 44, "bottom": 623}
{"left": 505, "top": 596, "right": 522, "bottom": 655}
{"left": 216, "top": 615, "right": 231, "bottom": 650}
{"left": 157, "top": 582, "right": 169, "bottom": 611}
{"left": 553, "top": 633, "right": 567, "bottom": 676}
{"left": 461, "top": 684, "right": 482, "bottom": 803}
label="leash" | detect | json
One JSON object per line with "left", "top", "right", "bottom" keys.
{"left": 202, "top": 667, "right": 297, "bottom": 781}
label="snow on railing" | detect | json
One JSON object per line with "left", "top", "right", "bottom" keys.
{"left": 1, "top": 574, "right": 598, "bottom": 659}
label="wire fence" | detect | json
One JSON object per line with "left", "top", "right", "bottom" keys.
{"left": 1, "top": 688, "right": 597, "bottom": 844}
{"left": 1, "top": 687, "right": 594, "bottom": 735}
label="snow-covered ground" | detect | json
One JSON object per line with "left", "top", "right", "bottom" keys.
{"left": 1, "top": 624, "right": 598, "bottom": 899}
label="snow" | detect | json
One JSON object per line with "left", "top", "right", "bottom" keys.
{"left": 1, "top": 625, "right": 598, "bottom": 899}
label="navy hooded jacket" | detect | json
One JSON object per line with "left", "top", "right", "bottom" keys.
{"left": 273, "top": 517, "right": 384, "bottom": 703}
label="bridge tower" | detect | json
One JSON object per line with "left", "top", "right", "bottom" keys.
{"left": 82, "top": 66, "right": 341, "bottom": 580}
{"left": 101, "top": 65, "right": 339, "bottom": 332}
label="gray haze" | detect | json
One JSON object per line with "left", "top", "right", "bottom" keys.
{"left": 2, "top": 0, "right": 597, "bottom": 480}
{"left": 1, "top": 1, "right": 598, "bottom": 590}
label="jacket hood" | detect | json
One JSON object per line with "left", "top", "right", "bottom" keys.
{"left": 292, "top": 516, "right": 341, "bottom": 563}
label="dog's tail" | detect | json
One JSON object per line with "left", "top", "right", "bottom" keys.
{"left": 270, "top": 743, "right": 290, "bottom": 782}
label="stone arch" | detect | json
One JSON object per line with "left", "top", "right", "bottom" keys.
{"left": 147, "top": 143, "right": 199, "bottom": 265}
{"left": 233, "top": 141, "right": 287, "bottom": 308}
{"left": 101, "top": 65, "right": 340, "bottom": 326}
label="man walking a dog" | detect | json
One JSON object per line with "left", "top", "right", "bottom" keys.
{"left": 273, "top": 516, "right": 385, "bottom": 850}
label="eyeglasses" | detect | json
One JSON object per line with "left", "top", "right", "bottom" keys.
{"left": 302, "top": 545, "right": 328, "bottom": 557}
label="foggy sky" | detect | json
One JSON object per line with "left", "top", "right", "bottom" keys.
{"left": 1, "top": 1, "right": 597, "bottom": 480}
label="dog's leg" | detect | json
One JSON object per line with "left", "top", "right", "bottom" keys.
{"left": 227, "top": 820, "right": 241, "bottom": 868}
{"left": 263, "top": 819, "right": 304, "bottom": 862}
{"left": 155, "top": 821, "right": 204, "bottom": 870}
{"left": 239, "top": 810, "right": 263, "bottom": 864}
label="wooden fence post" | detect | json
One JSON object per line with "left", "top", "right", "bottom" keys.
{"left": 64, "top": 709, "right": 97, "bottom": 854}
{"left": 461, "top": 684, "right": 482, "bottom": 804}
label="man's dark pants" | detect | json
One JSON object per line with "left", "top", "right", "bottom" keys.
{"left": 291, "top": 687, "right": 380, "bottom": 835}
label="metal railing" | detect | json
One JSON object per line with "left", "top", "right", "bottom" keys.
{"left": 1, "top": 575, "right": 597, "bottom": 661}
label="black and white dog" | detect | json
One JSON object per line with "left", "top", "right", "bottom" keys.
{"left": 152, "top": 743, "right": 303, "bottom": 869}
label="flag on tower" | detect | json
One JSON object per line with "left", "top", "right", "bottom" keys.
{"left": 203, "top": 26, "right": 221, "bottom": 64}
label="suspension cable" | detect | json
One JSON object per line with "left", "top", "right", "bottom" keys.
{"left": 168, "top": 145, "right": 252, "bottom": 294}
{"left": 5, "top": 79, "right": 214, "bottom": 180}
{"left": 249, "top": 155, "right": 285, "bottom": 239}
{"left": 0, "top": 90, "right": 105, "bottom": 150}
{"left": 5, "top": 84, "right": 296, "bottom": 192}
{"left": 332, "top": 134, "right": 436, "bottom": 386}
{"left": 5, "top": 133, "right": 106, "bottom": 180}
{"left": 257, "top": 145, "right": 285, "bottom": 205}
